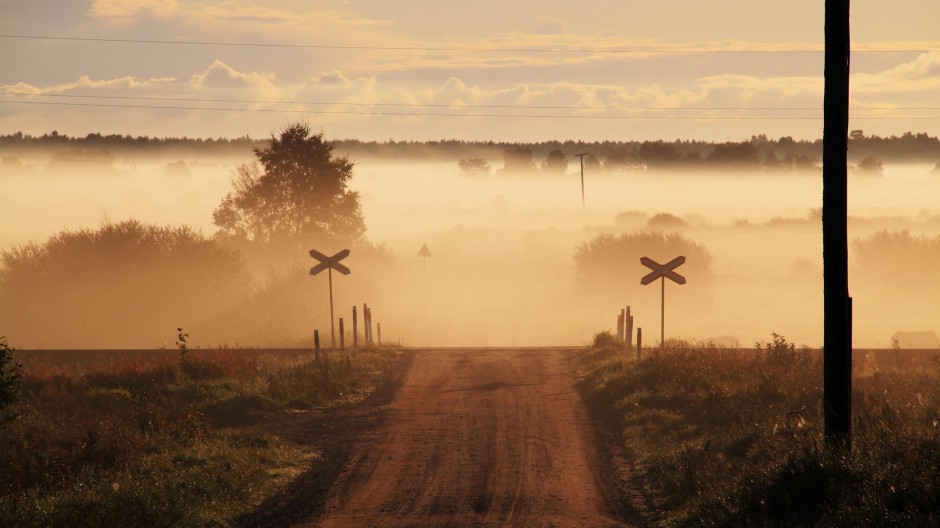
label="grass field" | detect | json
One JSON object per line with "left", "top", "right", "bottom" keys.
{"left": 0, "top": 344, "right": 403, "bottom": 527}
{"left": 579, "top": 332, "right": 940, "bottom": 527}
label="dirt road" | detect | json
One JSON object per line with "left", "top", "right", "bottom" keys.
{"left": 309, "top": 349, "right": 643, "bottom": 528}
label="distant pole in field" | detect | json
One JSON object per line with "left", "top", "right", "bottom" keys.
{"left": 339, "top": 318, "right": 345, "bottom": 350}
{"left": 574, "top": 153, "right": 587, "bottom": 211}
{"left": 377, "top": 323, "right": 382, "bottom": 345}
{"left": 309, "top": 248, "right": 351, "bottom": 348}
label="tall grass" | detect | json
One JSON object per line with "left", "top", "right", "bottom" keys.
{"left": 579, "top": 332, "right": 940, "bottom": 527}
{"left": 0, "top": 345, "right": 401, "bottom": 527}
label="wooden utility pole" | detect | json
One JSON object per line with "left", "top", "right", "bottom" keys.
{"left": 574, "top": 153, "right": 587, "bottom": 210}
{"left": 823, "top": 0, "right": 852, "bottom": 449}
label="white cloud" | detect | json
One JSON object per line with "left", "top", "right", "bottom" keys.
{"left": 190, "top": 60, "right": 289, "bottom": 100}
{"left": 2, "top": 75, "right": 178, "bottom": 95}
{"left": 853, "top": 52, "right": 940, "bottom": 94}
{"left": 87, "top": 0, "right": 387, "bottom": 28}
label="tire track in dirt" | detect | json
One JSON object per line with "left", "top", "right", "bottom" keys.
{"left": 307, "top": 349, "right": 645, "bottom": 528}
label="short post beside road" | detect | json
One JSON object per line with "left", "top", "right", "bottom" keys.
{"left": 626, "top": 306, "right": 634, "bottom": 353}
{"left": 353, "top": 306, "right": 358, "bottom": 348}
{"left": 339, "top": 318, "right": 345, "bottom": 350}
{"left": 637, "top": 328, "right": 643, "bottom": 360}
{"left": 617, "top": 311, "right": 625, "bottom": 342}
{"left": 314, "top": 329, "right": 321, "bottom": 362}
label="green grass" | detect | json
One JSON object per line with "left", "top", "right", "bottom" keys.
{"left": 0, "top": 346, "right": 402, "bottom": 527}
{"left": 579, "top": 332, "right": 940, "bottom": 527}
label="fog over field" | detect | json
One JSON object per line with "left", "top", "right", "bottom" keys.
{"left": 2, "top": 148, "right": 939, "bottom": 349}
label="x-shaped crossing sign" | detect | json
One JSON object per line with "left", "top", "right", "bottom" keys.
{"left": 640, "top": 256, "right": 686, "bottom": 285}
{"left": 309, "top": 249, "right": 351, "bottom": 276}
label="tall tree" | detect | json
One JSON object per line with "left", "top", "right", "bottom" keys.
{"left": 213, "top": 123, "right": 366, "bottom": 244}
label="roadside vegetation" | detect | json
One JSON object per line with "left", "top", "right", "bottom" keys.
{"left": 0, "top": 339, "right": 402, "bottom": 527}
{"left": 579, "top": 332, "right": 940, "bottom": 527}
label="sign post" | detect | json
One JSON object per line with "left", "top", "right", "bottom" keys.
{"left": 418, "top": 244, "right": 432, "bottom": 275}
{"left": 640, "top": 256, "right": 687, "bottom": 346}
{"left": 309, "top": 248, "right": 351, "bottom": 348}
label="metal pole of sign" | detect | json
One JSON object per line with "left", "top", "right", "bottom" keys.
{"left": 660, "top": 277, "right": 665, "bottom": 346}
{"left": 328, "top": 267, "right": 335, "bottom": 348}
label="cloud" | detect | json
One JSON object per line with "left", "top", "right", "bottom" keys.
{"left": 87, "top": 0, "right": 387, "bottom": 28}
{"left": 190, "top": 60, "right": 290, "bottom": 100}
{"left": 853, "top": 52, "right": 940, "bottom": 94}
{"left": 2, "top": 75, "right": 178, "bottom": 95}
{"left": 310, "top": 71, "right": 353, "bottom": 86}
{"left": 531, "top": 17, "right": 566, "bottom": 36}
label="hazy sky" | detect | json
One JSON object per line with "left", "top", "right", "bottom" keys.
{"left": 2, "top": 0, "right": 939, "bottom": 141}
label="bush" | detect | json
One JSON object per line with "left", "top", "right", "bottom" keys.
{"left": 0, "top": 220, "right": 253, "bottom": 348}
{"left": 0, "top": 337, "right": 22, "bottom": 426}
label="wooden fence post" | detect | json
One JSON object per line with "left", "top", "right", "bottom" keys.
{"left": 314, "top": 329, "right": 321, "bottom": 362}
{"left": 636, "top": 327, "right": 642, "bottom": 361}
{"left": 617, "top": 311, "right": 624, "bottom": 343}
{"left": 339, "top": 318, "right": 345, "bottom": 350}
{"left": 626, "top": 306, "right": 635, "bottom": 353}
{"left": 377, "top": 322, "right": 382, "bottom": 345}
{"left": 352, "top": 306, "right": 358, "bottom": 349}
{"left": 363, "top": 304, "right": 369, "bottom": 345}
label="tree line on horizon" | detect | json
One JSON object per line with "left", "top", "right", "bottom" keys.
{"left": 3, "top": 129, "right": 940, "bottom": 167}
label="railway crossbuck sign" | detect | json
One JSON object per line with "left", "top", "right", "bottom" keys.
{"left": 640, "top": 256, "right": 686, "bottom": 285}
{"left": 310, "top": 249, "right": 351, "bottom": 348}
{"left": 640, "top": 256, "right": 687, "bottom": 346}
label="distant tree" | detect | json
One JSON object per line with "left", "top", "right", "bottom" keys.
{"left": 213, "top": 123, "right": 365, "bottom": 244}
{"left": 856, "top": 155, "right": 884, "bottom": 176}
{"left": 458, "top": 157, "right": 491, "bottom": 177}
{"left": 706, "top": 142, "right": 760, "bottom": 169}
{"left": 637, "top": 141, "right": 682, "bottom": 169}
{"left": 583, "top": 153, "right": 602, "bottom": 171}
{"left": 604, "top": 147, "right": 643, "bottom": 174}
{"left": 853, "top": 230, "right": 940, "bottom": 309}
{"left": 647, "top": 213, "right": 689, "bottom": 230}
{"left": 763, "top": 151, "right": 783, "bottom": 170}
{"left": 541, "top": 149, "right": 568, "bottom": 174}
{"left": 498, "top": 146, "right": 538, "bottom": 175}
{"left": 574, "top": 230, "right": 714, "bottom": 297}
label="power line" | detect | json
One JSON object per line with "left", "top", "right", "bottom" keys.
{"left": 0, "top": 99, "right": 822, "bottom": 119}
{"left": 3, "top": 92, "right": 939, "bottom": 113}
{"left": 3, "top": 99, "right": 938, "bottom": 120}
{"left": 0, "top": 34, "right": 933, "bottom": 54}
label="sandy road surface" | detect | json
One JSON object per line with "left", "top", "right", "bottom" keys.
{"left": 310, "top": 349, "right": 640, "bottom": 528}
